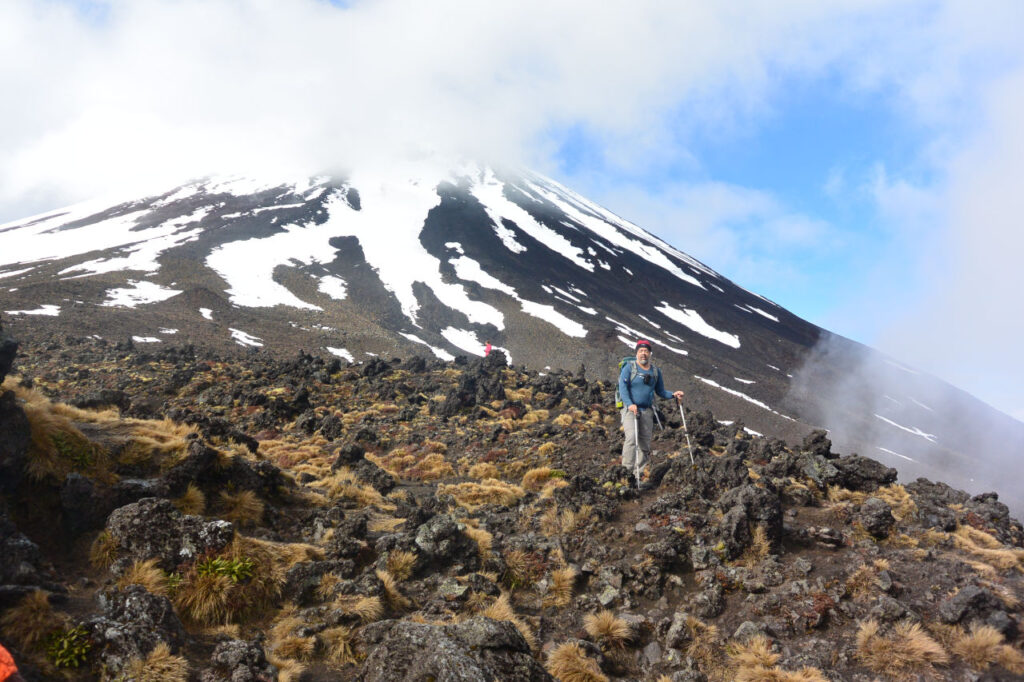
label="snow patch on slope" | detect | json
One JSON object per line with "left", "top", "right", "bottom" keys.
{"left": 656, "top": 303, "right": 740, "bottom": 348}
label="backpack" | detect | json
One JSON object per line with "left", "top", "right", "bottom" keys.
{"left": 614, "top": 356, "right": 661, "bottom": 409}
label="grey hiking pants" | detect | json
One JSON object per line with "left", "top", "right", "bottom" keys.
{"left": 621, "top": 407, "right": 653, "bottom": 473}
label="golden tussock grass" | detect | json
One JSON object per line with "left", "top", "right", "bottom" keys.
{"left": 502, "top": 548, "right": 540, "bottom": 590}
{"left": 481, "top": 593, "right": 536, "bottom": 649}
{"left": 90, "top": 530, "right": 119, "bottom": 569}
{"left": 376, "top": 569, "right": 412, "bottom": 611}
{"left": 844, "top": 559, "right": 890, "bottom": 601}
{"left": 266, "top": 652, "right": 306, "bottom": 682}
{"left": 123, "top": 642, "right": 189, "bottom": 682}
{"left": 317, "top": 572, "right": 342, "bottom": 601}
{"left": 949, "top": 623, "right": 1024, "bottom": 672}
{"left": 538, "top": 442, "right": 559, "bottom": 457}
{"left": 437, "top": 479, "right": 525, "bottom": 510}
{"left": 385, "top": 550, "right": 418, "bottom": 581}
{"left": 539, "top": 478, "right": 570, "bottom": 499}
{"left": 545, "top": 642, "right": 608, "bottom": 682}
{"left": 737, "top": 525, "right": 771, "bottom": 568}
{"left": 0, "top": 590, "right": 65, "bottom": 651}
{"left": 583, "top": 610, "right": 632, "bottom": 650}
{"left": 269, "top": 611, "right": 317, "bottom": 661}
{"left": 521, "top": 467, "right": 555, "bottom": 491}
{"left": 174, "top": 483, "right": 206, "bottom": 515}
{"left": 219, "top": 489, "right": 264, "bottom": 525}
{"left": 468, "top": 462, "right": 500, "bottom": 479}
{"left": 174, "top": 571, "right": 232, "bottom": 625}
{"left": 521, "top": 409, "right": 549, "bottom": 425}
{"left": 729, "top": 634, "right": 779, "bottom": 669}
{"left": 117, "top": 558, "right": 170, "bottom": 595}
{"left": 333, "top": 595, "right": 384, "bottom": 624}
{"left": 367, "top": 516, "right": 406, "bottom": 533}
{"left": 683, "top": 617, "right": 722, "bottom": 676}
{"left": 826, "top": 484, "right": 916, "bottom": 521}
{"left": 322, "top": 469, "right": 385, "bottom": 507}
{"left": 552, "top": 413, "right": 573, "bottom": 428}
{"left": 542, "top": 566, "right": 577, "bottom": 608}
{"left": 855, "top": 619, "right": 948, "bottom": 679}
{"left": 953, "top": 525, "right": 1024, "bottom": 572}
{"left": 464, "top": 525, "right": 493, "bottom": 560}
{"left": 320, "top": 625, "right": 358, "bottom": 666}
{"left": 258, "top": 436, "right": 329, "bottom": 469}
{"left": 734, "top": 667, "right": 829, "bottom": 682}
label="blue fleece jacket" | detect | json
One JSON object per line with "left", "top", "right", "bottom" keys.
{"left": 619, "top": 361, "right": 672, "bottom": 409}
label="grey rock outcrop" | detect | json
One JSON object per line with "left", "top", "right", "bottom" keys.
{"left": 105, "top": 497, "right": 234, "bottom": 574}
{"left": 355, "top": 617, "right": 552, "bottom": 681}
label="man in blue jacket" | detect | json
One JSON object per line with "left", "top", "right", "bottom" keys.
{"left": 619, "top": 339, "right": 685, "bottom": 483}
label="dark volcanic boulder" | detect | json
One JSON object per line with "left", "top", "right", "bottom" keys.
{"left": 201, "top": 638, "right": 276, "bottom": 682}
{"left": 0, "top": 321, "right": 16, "bottom": 383}
{"left": 802, "top": 429, "right": 834, "bottom": 459}
{"left": 717, "top": 484, "right": 784, "bottom": 555}
{"left": 414, "top": 514, "right": 480, "bottom": 571}
{"left": 60, "top": 473, "right": 165, "bottom": 536}
{"left": 0, "top": 507, "right": 59, "bottom": 605}
{"left": 0, "top": 389, "right": 30, "bottom": 495}
{"left": 86, "top": 585, "right": 187, "bottom": 675}
{"left": 355, "top": 617, "right": 552, "bottom": 681}
{"left": 855, "top": 497, "right": 896, "bottom": 538}
{"left": 105, "top": 497, "right": 234, "bottom": 574}
{"left": 70, "top": 389, "right": 131, "bottom": 412}
{"left": 833, "top": 455, "right": 897, "bottom": 492}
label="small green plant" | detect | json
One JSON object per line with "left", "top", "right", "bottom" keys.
{"left": 47, "top": 625, "right": 91, "bottom": 669}
{"left": 52, "top": 432, "right": 95, "bottom": 470}
{"left": 196, "top": 556, "right": 255, "bottom": 584}
{"left": 165, "top": 571, "right": 183, "bottom": 594}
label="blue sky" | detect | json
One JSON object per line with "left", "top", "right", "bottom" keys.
{"left": 2, "top": 0, "right": 1023, "bottom": 420}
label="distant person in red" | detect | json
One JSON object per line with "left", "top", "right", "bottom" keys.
{"left": 484, "top": 341, "right": 492, "bottom": 356}
{"left": 0, "top": 643, "right": 23, "bottom": 682}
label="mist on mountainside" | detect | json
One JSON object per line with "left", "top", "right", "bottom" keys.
{"left": 786, "top": 331, "right": 1024, "bottom": 517}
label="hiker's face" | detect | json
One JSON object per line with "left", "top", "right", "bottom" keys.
{"left": 636, "top": 347, "right": 651, "bottom": 364}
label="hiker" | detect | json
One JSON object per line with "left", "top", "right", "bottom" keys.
{"left": 484, "top": 341, "right": 492, "bottom": 357}
{"left": 618, "top": 339, "right": 684, "bottom": 483}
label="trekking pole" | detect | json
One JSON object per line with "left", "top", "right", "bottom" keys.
{"left": 652, "top": 407, "right": 663, "bottom": 430}
{"left": 678, "top": 398, "right": 695, "bottom": 465}
{"left": 631, "top": 410, "right": 641, "bottom": 489}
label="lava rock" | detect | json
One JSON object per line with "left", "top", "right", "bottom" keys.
{"left": 0, "top": 389, "right": 30, "bottom": 495}
{"left": 833, "top": 455, "right": 898, "bottom": 492}
{"left": 855, "top": 497, "right": 897, "bottom": 539}
{"left": 87, "top": 585, "right": 186, "bottom": 676}
{"left": 60, "top": 474, "right": 165, "bottom": 536}
{"left": 105, "top": 497, "right": 234, "bottom": 574}
{"left": 70, "top": 389, "right": 131, "bottom": 412}
{"left": 802, "top": 430, "right": 834, "bottom": 459}
{"left": 355, "top": 617, "right": 552, "bottom": 681}
{"left": 201, "top": 637, "right": 276, "bottom": 682}
{"left": 414, "top": 514, "right": 480, "bottom": 572}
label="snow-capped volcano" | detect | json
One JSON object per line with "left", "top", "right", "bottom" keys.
{"left": 1, "top": 165, "right": 1021, "bottom": 513}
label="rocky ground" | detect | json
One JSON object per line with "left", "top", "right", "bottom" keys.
{"left": 1, "top": 323, "right": 1023, "bottom": 681}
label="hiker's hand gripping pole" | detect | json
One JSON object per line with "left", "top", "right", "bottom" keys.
{"left": 677, "top": 396, "right": 695, "bottom": 465}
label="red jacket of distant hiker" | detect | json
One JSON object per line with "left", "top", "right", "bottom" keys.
{"left": 484, "top": 342, "right": 492, "bottom": 356}
{"left": 0, "top": 643, "right": 20, "bottom": 682}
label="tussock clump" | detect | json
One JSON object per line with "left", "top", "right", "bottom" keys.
{"left": 269, "top": 611, "right": 317, "bottom": 661}
{"left": 376, "top": 569, "right": 412, "bottom": 611}
{"left": 123, "top": 642, "right": 189, "bottom": 682}
{"left": 90, "top": 530, "right": 119, "bottom": 569}
{"left": 545, "top": 642, "right": 608, "bottom": 682}
{"left": 953, "top": 525, "right": 1024, "bottom": 571}
{"left": 729, "top": 634, "right": 779, "bottom": 669}
{"left": 464, "top": 525, "right": 493, "bottom": 560}
{"left": 583, "top": 610, "right": 631, "bottom": 650}
{"left": 683, "top": 617, "right": 722, "bottom": 675}
{"left": 437, "top": 479, "right": 525, "bottom": 510}
{"left": 502, "top": 549, "right": 543, "bottom": 590}
{"left": 480, "top": 593, "right": 535, "bottom": 649}
{"left": 855, "top": 619, "right": 948, "bottom": 679}
{"left": 317, "top": 572, "right": 342, "bottom": 601}
{"left": 320, "top": 625, "right": 358, "bottom": 666}
{"left": 0, "top": 590, "right": 65, "bottom": 652}
{"left": 367, "top": 515, "right": 405, "bottom": 533}
{"left": 938, "top": 622, "right": 1024, "bottom": 673}
{"left": 468, "top": 462, "right": 500, "bottom": 479}
{"left": 174, "top": 483, "right": 206, "bottom": 515}
{"left": 737, "top": 525, "right": 771, "bottom": 567}
{"left": 117, "top": 558, "right": 170, "bottom": 595}
{"left": 219, "top": 489, "right": 264, "bottom": 525}
{"left": 844, "top": 559, "right": 890, "bottom": 600}
{"left": 333, "top": 595, "right": 384, "bottom": 624}
{"left": 266, "top": 652, "right": 305, "bottom": 682}
{"left": 174, "top": 571, "right": 232, "bottom": 625}
{"left": 322, "top": 469, "right": 385, "bottom": 507}
{"left": 543, "top": 567, "right": 578, "bottom": 608}
{"left": 385, "top": 550, "right": 418, "bottom": 581}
